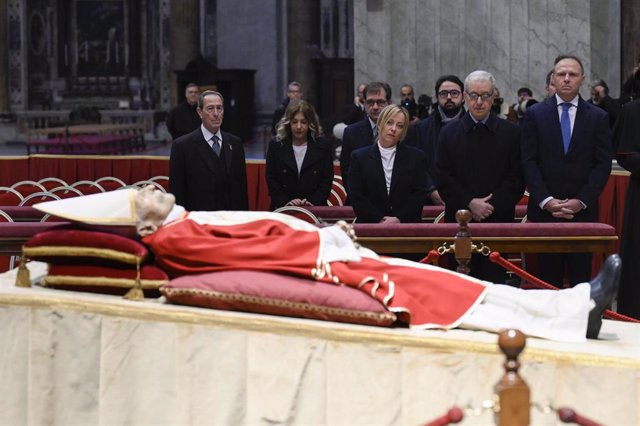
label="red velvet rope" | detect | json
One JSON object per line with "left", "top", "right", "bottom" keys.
{"left": 419, "top": 249, "right": 440, "bottom": 265}
{"left": 422, "top": 407, "right": 464, "bottom": 426}
{"left": 489, "top": 252, "right": 640, "bottom": 323}
{"left": 557, "top": 407, "right": 604, "bottom": 426}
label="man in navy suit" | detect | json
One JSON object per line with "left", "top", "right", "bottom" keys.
{"left": 521, "top": 54, "right": 612, "bottom": 287}
{"left": 169, "top": 90, "right": 248, "bottom": 212}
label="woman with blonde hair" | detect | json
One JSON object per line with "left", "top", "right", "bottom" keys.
{"left": 348, "top": 104, "right": 430, "bottom": 223}
{"left": 266, "top": 100, "right": 334, "bottom": 210}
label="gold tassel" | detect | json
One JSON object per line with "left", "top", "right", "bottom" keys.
{"left": 123, "top": 260, "right": 144, "bottom": 301}
{"left": 15, "top": 257, "right": 31, "bottom": 288}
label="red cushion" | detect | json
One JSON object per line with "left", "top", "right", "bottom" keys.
{"left": 161, "top": 270, "right": 397, "bottom": 327}
{"left": 23, "top": 226, "right": 148, "bottom": 265}
{"left": 45, "top": 264, "right": 168, "bottom": 297}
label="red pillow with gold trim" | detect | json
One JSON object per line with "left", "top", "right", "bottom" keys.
{"left": 44, "top": 264, "right": 168, "bottom": 297}
{"left": 161, "top": 270, "right": 397, "bottom": 327}
{"left": 23, "top": 227, "right": 148, "bottom": 266}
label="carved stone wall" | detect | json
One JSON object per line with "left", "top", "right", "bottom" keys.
{"left": 354, "top": 0, "right": 622, "bottom": 103}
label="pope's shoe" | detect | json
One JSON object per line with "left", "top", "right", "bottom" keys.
{"left": 586, "top": 254, "right": 621, "bottom": 339}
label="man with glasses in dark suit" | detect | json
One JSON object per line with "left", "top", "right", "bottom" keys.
{"left": 416, "top": 75, "right": 466, "bottom": 206}
{"left": 434, "top": 70, "right": 525, "bottom": 283}
{"left": 339, "top": 82, "right": 391, "bottom": 193}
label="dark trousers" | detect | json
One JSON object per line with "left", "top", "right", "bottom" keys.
{"left": 537, "top": 252, "right": 592, "bottom": 288}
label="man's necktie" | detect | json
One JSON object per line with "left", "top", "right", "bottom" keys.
{"left": 560, "top": 103, "right": 572, "bottom": 154}
{"left": 372, "top": 127, "right": 378, "bottom": 142}
{"left": 211, "top": 135, "right": 221, "bottom": 156}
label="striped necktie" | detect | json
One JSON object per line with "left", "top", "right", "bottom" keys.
{"left": 211, "top": 135, "right": 221, "bottom": 156}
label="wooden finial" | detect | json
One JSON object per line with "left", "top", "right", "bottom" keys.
{"left": 495, "top": 329, "right": 530, "bottom": 426}
{"left": 454, "top": 209, "right": 472, "bottom": 275}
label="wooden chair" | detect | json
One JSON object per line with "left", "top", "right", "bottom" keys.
{"left": 70, "top": 180, "right": 106, "bottom": 195}
{"left": 0, "top": 209, "right": 16, "bottom": 272}
{"left": 0, "top": 186, "right": 25, "bottom": 206}
{"left": 37, "top": 177, "right": 69, "bottom": 190}
{"left": 327, "top": 175, "right": 347, "bottom": 206}
{"left": 48, "top": 186, "right": 84, "bottom": 199}
{"left": 273, "top": 206, "right": 321, "bottom": 224}
{"left": 18, "top": 192, "right": 61, "bottom": 207}
{"left": 10, "top": 180, "right": 47, "bottom": 198}
{"left": 148, "top": 175, "right": 170, "bottom": 192}
{"left": 132, "top": 180, "right": 166, "bottom": 192}
{"left": 94, "top": 176, "right": 127, "bottom": 191}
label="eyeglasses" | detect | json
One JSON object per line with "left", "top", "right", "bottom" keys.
{"left": 465, "top": 91, "right": 494, "bottom": 102}
{"left": 437, "top": 90, "right": 461, "bottom": 99}
{"left": 365, "top": 99, "right": 388, "bottom": 107}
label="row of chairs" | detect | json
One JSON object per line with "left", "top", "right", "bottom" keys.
{"left": 0, "top": 176, "right": 169, "bottom": 206}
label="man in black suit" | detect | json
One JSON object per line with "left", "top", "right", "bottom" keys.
{"left": 416, "top": 74, "right": 466, "bottom": 206}
{"left": 169, "top": 90, "right": 248, "bottom": 212}
{"left": 434, "top": 70, "right": 524, "bottom": 283}
{"left": 339, "top": 82, "right": 390, "bottom": 192}
{"left": 522, "top": 54, "right": 612, "bottom": 287}
{"left": 166, "top": 83, "right": 201, "bottom": 140}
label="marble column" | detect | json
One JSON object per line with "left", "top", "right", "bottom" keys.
{"left": 354, "top": 0, "right": 621, "bottom": 103}
{"left": 0, "top": 0, "right": 8, "bottom": 113}
{"left": 169, "top": 0, "right": 200, "bottom": 105}
{"left": 287, "top": 0, "right": 321, "bottom": 108}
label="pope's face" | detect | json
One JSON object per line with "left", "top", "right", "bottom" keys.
{"left": 135, "top": 186, "right": 175, "bottom": 236}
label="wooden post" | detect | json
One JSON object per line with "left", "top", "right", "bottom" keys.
{"left": 495, "top": 329, "right": 530, "bottom": 426}
{"left": 454, "top": 209, "right": 472, "bottom": 274}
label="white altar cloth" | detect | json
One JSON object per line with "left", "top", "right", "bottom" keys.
{"left": 1, "top": 262, "right": 639, "bottom": 426}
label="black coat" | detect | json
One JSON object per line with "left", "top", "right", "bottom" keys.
{"left": 613, "top": 99, "right": 640, "bottom": 318}
{"left": 434, "top": 112, "right": 524, "bottom": 223}
{"left": 339, "top": 117, "right": 375, "bottom": 191}
{"left": 348, "top": 142, "right": 429, "bottom": 223}
{"left": 340, "top": 116, "right": 419, "bottom": 193}
{"left": 265, "top": 136, "right": 334, "bottom": 210}
{"left": 166, "top": 102, "right": 201, "bottom": 140}
{"left": 169, "top": 128, "right": 248, "bottom": 211}
{"left": 521, "top": 96, "right": 612, "bottom": 222}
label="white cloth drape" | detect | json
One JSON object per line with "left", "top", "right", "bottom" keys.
{"left": 0, "top": 263, "right": 638, "bottom": 426}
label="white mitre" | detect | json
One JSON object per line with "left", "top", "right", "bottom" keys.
{"left": 32, "top": 188, "right": 138, "bottom": 226}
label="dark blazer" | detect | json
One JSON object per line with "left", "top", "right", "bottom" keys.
{"left": 340, "top": 116, "right": 419, "bottom": 193}
{"left": 265, "top": 136, "right": 334, "bottom": 210}
{"left": 166, "top": 102, "right": 201, "bottom": 140}
{"left": 521, "top": 96, "right": 612, "bottom": 222}
{"left": 339, "top": 117, "right": 375, "bottom": 190}
{"left": 434, "top": 112, "right": 524, "bottom": 223}
{"left": 348, "top": 142, "right": 429, "bottom": 223}
{"left": 169, "top": 128, "right": 248, "bottom": 211}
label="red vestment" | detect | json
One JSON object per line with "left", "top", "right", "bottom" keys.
{"left": 143, "top": 215, "right": 488, "bottom": 328}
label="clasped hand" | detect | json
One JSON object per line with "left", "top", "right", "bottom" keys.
{"left": 545, "top": 198, "right": 583, "bottom": 219}
{"left": 468, "top": 194, "right": 494, "bottom": 222}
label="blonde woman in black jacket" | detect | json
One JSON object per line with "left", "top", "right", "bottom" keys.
{"left": 266, "top": 100, "right": 334, "bottom": 210}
